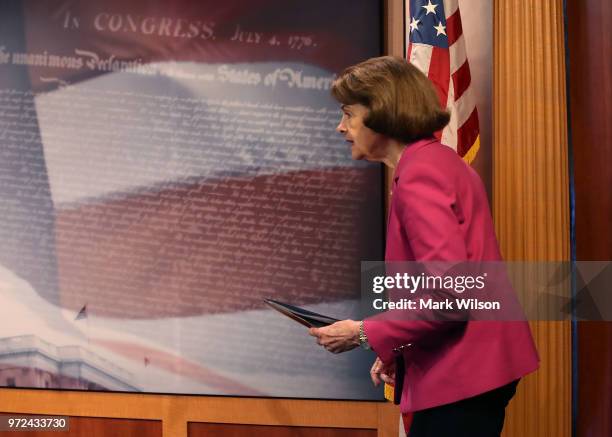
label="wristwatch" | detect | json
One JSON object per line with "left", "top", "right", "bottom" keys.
{"left": 359, "top": 321, "right": 371, "bottom": 350}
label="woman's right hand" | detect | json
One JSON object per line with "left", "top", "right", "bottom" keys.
{"left": 370, "top": 357, "right": 396, "bottom": 387}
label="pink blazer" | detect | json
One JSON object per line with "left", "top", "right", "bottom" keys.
{"left": 363, "top": 138, "right": 539, "bottom": 413}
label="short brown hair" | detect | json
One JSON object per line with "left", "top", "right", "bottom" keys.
{"left": 331, "top": 56, "right": 450, "bottom": 143}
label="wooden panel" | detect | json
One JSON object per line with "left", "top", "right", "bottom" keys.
{"left": 576, "top": 322, "right": 612, "bottom": 437}
{"left": 384, "top": 0, "right": 404, "bottom": 57}
{"left": 0, "top": 389, "right": 392, "bottom": 437}
{"left": 383, "top": 0, "right": 404, "bottom": 216}
{"left": 188, "top": 423, "right": 375, "bottom": 437}
{"left": 376, "top": 402, "right": 402, "bottom": 437}
{"left": 567, "top": 0, "right": 612, "bottom": 435}
{"left": 493, "top": 0, "right": 571, "bottom": 436}
{"left": 494, "top": 0, "right": 570, "bottom": 261}
{"left": 567, "top": 0, "right": 612, "bottom": 261}
{"left": 501, "top": 322, "right": 571, "bottom": 437}
{"left": 0, "top": 415, "right": 160, "bottom": 437}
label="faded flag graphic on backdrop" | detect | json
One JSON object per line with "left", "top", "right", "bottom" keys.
{"left": 0, "top": 0, "right": 384, "bottom": 398}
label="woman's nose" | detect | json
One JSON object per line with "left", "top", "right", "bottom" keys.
{"left": 336, "top": 121, "right": 346, "bottom": 133}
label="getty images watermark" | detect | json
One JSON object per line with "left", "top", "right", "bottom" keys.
{"left": 360, "top": 261, "right": 612, "bottom": 322}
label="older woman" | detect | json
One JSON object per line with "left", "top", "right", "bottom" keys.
{"left": 309, "top": 56, "right": 539, "bottom": 437}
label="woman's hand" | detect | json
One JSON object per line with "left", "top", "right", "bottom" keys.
{"left": 309, "top": 320, "right": 360, "bottom": 353}
{"left": 370, "top": 357, "right": 396, "bottom": 387}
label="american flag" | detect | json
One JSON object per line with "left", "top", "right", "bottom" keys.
{"left": 406, "top": 0, "right": 480, "bottom": 163}
{"left": 0, "top": 0, "right": 383, "bottom": 398}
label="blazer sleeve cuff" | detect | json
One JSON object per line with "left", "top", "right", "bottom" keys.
{"left": 362, "top": 320, "right": 395, "bottom": 364}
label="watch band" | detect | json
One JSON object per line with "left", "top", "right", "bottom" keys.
{"left": 359, "top": 320, "right": 371, "bottom": 350}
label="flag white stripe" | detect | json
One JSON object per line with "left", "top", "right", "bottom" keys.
{"left": 409, "top": 43, "right": 434, "bottom": 75}
{"left": 405, "top": 2, "right": 412, "bottom": 33}
{"left": 447, "top": 84, "right": 477, "bottom": 131}
{"left": 441, "top": 79, "right": 457, "bottom": 149}
{"left": 449, "top": 35, "right": 467, "bottom": 74}
{"left": 442, "top": 0, "right": 459, "bottom": 18}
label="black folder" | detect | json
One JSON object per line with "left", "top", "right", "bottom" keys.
{"left": 264, "top": 299, "right": 340, "bottom": 328}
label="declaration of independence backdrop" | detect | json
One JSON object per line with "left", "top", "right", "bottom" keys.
{"left": 0, "top": 0, "right": 385, "bottom": 399}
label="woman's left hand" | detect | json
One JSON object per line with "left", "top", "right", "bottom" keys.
{"left": 370, "top": 357, "right": 396, "bottom": 387}
{"left": 309, "top": 320, "right": 361, "bottom": 353}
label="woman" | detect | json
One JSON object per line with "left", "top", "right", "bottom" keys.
{"left": 309, "top": 56, "right": 539, "bottom": 436}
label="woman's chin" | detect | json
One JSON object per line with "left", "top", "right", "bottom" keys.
{"left": 351, "top": 149, "right": 364, "bottom": 160}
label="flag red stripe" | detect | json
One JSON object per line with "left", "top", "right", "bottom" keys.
{"left": 446, "top": 10, "right": 463, "bottom": 46}
{"left": 407, "top": 42, "right": 413, "bottom": 61}
{"left": 451, "top": 61, "right": 472, "bottom": 101}
{"left": 427, "top": 47, "right": 451, "bottom": 107}
{"left": 457, "top": 108, "right": 479, "bottom": 157}
{"left": 55, "top": 168, "right": 373, "bottom": 318}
